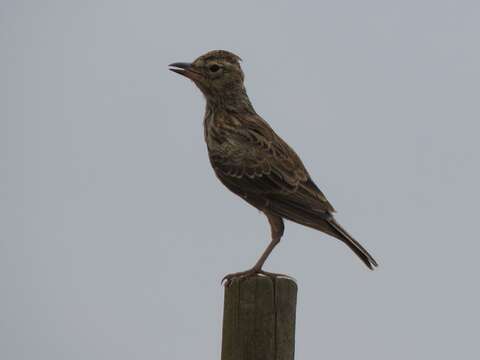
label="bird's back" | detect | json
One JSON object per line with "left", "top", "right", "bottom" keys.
{"left": 204, "top": 108, "right": 335, "bottom": 214}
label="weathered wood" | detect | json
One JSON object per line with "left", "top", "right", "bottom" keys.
{"left": 221, "top": 274, "right": 298, "bottom": 360}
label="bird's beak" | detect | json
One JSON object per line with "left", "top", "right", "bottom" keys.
{"left": 168, "top": 62, "right": 202, "bottom": 81}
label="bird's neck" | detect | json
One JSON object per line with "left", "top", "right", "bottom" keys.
{"left": 205, "top": 85, "right": 256, "bottom": 115}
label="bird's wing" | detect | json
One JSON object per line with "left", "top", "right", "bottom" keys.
{"left": 209, "top": 113, "right": 378, "bottom": 270}
{"left": 209, "top": 114, "right": 335, "bottom": 215}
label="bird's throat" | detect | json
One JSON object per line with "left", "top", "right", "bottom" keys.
{"left": 204, "top": 86, "right": 255, "bottom": 114}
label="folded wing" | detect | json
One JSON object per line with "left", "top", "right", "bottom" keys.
{"left": 209, "top": 114, "right": 335, "bottom": 217}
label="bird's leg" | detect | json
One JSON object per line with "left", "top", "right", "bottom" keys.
{"left": 221, "top": 237, "right": 281, "bottom": 286}
{"left": 222, "top": 213, "right": 285, "bottom": 286}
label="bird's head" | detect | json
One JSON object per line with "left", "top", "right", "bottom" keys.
{"left": 169, "top": 50, "right": 248, "bottom": 107}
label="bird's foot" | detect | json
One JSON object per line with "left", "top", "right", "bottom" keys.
{"left": 221, "top": 268, "right": 288, "bottom": 287}
{"left": 257, "top": 269, "right": 289, "bottom": 278}
{"left": 221, "top": 267, "right": 260, "bottom": 287}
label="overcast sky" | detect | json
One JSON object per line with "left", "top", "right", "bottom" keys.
{"left": 2, "top": 1, "right": 480, "bottom": 359}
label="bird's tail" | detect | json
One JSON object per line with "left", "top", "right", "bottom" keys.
{"left": 324, "top": 218, "right": 378, "bottom": 270}
{"left": 267, "top": 198, "right": 378, "bottom": 269}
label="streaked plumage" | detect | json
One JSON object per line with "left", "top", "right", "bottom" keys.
{"left": 170, "top": 50, "right": 377, "bottom": 283}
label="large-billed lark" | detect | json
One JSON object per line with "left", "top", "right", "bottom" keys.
{"left": 169, "top": 50, "right": 377, "bottom": 284}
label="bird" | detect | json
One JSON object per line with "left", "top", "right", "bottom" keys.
{"left": 169, "top": 50, "right": 377, "bottom": 284}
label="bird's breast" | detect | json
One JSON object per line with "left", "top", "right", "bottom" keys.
{"left": 203, "top": 108, "right": 232, "bottom": 150}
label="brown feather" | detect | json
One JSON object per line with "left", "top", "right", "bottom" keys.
{"left": 171, "top": 50, "right": 378, "bottom": 271}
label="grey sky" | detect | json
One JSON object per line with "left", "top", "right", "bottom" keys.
{"left": 2, "top": 1, "right": 479, "bottom": 359}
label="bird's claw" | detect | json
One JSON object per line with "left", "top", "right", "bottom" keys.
{"left": 221, "top": 268, "right": 259, "bottom": 287}
{"left": 258, "top": 270, "right": 288, "bottom": 278}
{"left": 221, "top": 268, "right": 287, "bottom": 287}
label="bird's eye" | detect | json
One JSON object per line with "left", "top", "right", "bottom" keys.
{"left": 209, "top": 64, "right": 220, "bottom": 72}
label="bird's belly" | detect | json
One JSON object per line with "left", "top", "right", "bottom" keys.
{"left": 210, "top": 166, "right": 269, "bottom": 211}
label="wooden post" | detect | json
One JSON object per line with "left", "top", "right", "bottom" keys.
{"left": 221, "top": 274, "right": 298, "bottom": 360}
